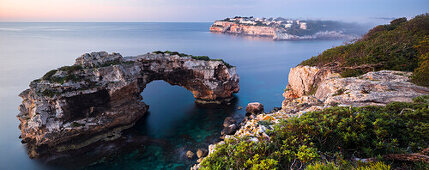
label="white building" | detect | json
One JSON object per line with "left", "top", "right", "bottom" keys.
{"left": 300, "top": 22, "right": 307, "bottom": 29}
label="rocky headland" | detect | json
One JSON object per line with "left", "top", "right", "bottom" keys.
{"left": 17, "top": 51, "right": 239, "bottom": 158}
{"left": 194, "top": 14, "right": 429, "bottom": 169}
{"left": 192, "top": 66, "right": 429, "bottom": 169}
{"left": 210, "top": 16, "right": 360, "bottom": 40}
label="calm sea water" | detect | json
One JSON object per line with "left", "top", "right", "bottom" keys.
{"left": 0, "top": 22, "right": 346, "bottom": 169}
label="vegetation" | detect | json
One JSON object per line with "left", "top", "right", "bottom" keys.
{"left": 299, "top": 14, "right": 429, "bottom": 84}
{"left": 42, "top": 69, "right": 58, "bottom": 80}
{"left": 152, "top": 51, "right": 234, "bottom": 68}
{"left": 305, "top": 161, "right": 390, "bottom": 170}
{"left": 411, "top": 36, "right": 429, "bottom": 86}
{"left": 41, "top": 89, "right": 60, "bottom": 97}
{"left": 332, "top": 88, "right": 345, "bottom": 96}
{"left": 200, "top": 95, "right": 429, "bottom": 169}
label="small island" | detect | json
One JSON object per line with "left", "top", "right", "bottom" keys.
{"left": 210, "top": 16, "right": 362, "bottom": 40}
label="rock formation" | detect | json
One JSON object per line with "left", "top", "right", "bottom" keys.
{"left": 17, "top": 51, "right": 239, "bottom": 158}
{"left": 210, "top": 21, "right": 277, "bottom": 37}
{"left": 282, "top": 66, "right": 429, "bottom": 112}
{"left": 210, "top": 20, "right": 356, "bottom": 40}
{"left": 245, "top": 102, "right": 264, "bottom": 115}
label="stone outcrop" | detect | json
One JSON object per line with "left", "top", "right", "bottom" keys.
{"left": 282, "top": 66, "right": 429, "bottom": 112}
{"left": 17, "top": 51, "right": 239, "bottom": 158}
{"left": 245, "top": 102, "right": 264, "bottom": 115}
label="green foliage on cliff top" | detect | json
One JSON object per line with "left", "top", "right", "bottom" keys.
{"left": 411, "top": 36, "right": 429, "bottom": 86}
{"left": 200, "top": 95, "right": 429, "bottom": 169}
{"left": 152, "top": 51, "right": 234, "bottom": 68}
{"left": 299, "top": 14, "right": 429, "bottom": 84}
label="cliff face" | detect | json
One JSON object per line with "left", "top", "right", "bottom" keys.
{"left": 17, "top": 51, "right": 239, "bottom": 158}
{"left": 282, "top": 66, "right": 429, "bottom": 112}
{"left": 210, "top": 21, "right": 277, "bottom": 37}
{"left": 210, "top": 20, "right": 355, "bottom": 40}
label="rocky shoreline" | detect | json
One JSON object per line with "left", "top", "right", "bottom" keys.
{"left": 191, "top": 66, "right": 429, "bottom": 169}
{"left": 17, "top": 51, "right": 239, "bottom": 158}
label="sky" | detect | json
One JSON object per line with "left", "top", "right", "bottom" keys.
{"left": 0, "top": 0, "right": 428, "bottom": 22}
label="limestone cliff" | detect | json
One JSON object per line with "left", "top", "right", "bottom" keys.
{"left": 210, "top": 21, "right": 277, "bottom": 37}
{"left": 17, "top": 51, "right": 239, "bottom": 158}
{"left": 210, "top": 20, "right": 356, "bottom": 40}
{"left": 282, "top": 66, "right": 429, "bottom": 112}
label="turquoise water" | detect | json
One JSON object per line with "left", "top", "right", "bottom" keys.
{"left": 0, "top": 22, "right": 347, "bottom": 169}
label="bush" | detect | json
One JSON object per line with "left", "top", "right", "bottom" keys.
{"left": 58, "top": 65, "right": 83, "bottom": 73}
{"left": 305, "top": 161, "right": 390, "bottom": 170}
{"left": 411, "top": 36, "right": 429, "bottom": 87}
{"left": 42, "top": 69, "right": 58, "bottom": 80}
{"left": 200, "top": 96, "right": 429, "bottom": 169}
{"left": 299, "top": 14, "right": 429, "bottom": 78}
{"left": 151, "top": 51, "right": 234, "bottom": 68}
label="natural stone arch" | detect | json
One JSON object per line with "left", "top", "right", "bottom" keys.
{"left": 17, "top": 51, "right": 239, "bottom": 157}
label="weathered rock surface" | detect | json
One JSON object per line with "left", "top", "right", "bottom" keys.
{"left": 186, "top": 150, "right": 195, "bottom": 159}
{"left": 196, "top": 148, "right": 208, "bottom": 159}
{"left": 17, "top": 51, "right": 239, "bottom": 158}
{"left": 245, "top": 102, "right": 264, "bottom": 114}
{"left": 282, "top": 66, "right": 429, "bottom": 111}
{"left": 210, "top": 21, "right": 277, "bottom": 37}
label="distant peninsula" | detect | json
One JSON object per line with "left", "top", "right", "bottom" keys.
{"left": 210, "top": 16, "right": 363, "bottom": 40}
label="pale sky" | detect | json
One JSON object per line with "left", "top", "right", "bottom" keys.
{"left": 0, "top": 0, "right": 428, "bottom": 22}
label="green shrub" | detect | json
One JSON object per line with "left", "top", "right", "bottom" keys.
{"left": 200, "top": 96, "right": 429, "bottom": 169}
{"left": 151, "top": 51, "right": 234, "bottom": 68}
{"left": 332, "top": 89, "right": 345, "bottom": 96}
{"left": 299, "top": 14, "right": 429, "bottom": 78}
{"left": 191, "top": 56, "right": 210, "bottom": 61}
{"left": 41, "top": 89, "right": 58, "bottom": 97}
{"left": 411, "top": 36, "right": 429, "bottom": 87}
{"left": 42, "top": 69, "right": 58, "bottom": 80}
{"left": 305, "top": 161, "right": 390, "bottom": 170}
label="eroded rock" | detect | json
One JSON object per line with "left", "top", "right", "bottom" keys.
{"left": 196, "top": 148, "right": 208, "bottom": 158}
{"left": 186, "top": 150, "right": 195, "bottom": 159}
{"left": 282, "top": 66, "right": 429, "bottom": 112}
{"left": 246, "top": 102, "right": 264, "bottom": 114}
{"left": 17, "top": 51, "right": 239, "bottom": 158}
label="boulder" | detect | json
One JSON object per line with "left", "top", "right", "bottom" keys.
{"left": 186, "top": 150, "right": 195, "bottom": 159}
{"left": 221, "top": 124, "right": 237, "bottom": 136}
{"left": 246, "top": 102, "right": 264, "bottom": 114}
{"left": 196, "top": 148, "right": 208, "bottom": 158}
{"left": 223, "top": 117, "right": 236, "bottom": 127}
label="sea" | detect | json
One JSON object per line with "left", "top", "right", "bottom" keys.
{"left": 0, "top": 22, "right": 350, "bottom": 169}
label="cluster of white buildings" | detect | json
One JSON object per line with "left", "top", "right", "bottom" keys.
{"left": 225, "top": 16, "right": 308, "bottom": 30}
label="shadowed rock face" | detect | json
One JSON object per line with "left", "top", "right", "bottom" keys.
{"left": 17, "top": 51, "right": 239, "bottom": 158}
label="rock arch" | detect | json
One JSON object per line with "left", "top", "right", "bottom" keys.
{"left": 17, "top": 51, "right": 239, "bottom": 157}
